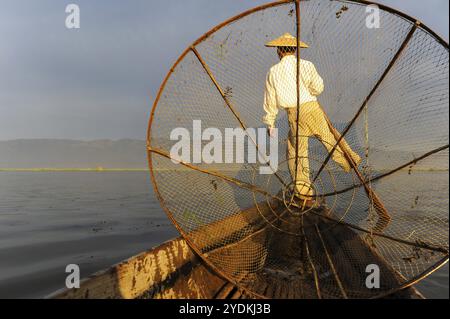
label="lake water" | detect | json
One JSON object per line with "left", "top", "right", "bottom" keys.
{"left": 0, "top": 172, "right": 447, "bottom": 299}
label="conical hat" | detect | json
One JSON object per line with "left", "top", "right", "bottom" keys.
{"left": 265, "top": 33, "right": 309, "bottom": 48}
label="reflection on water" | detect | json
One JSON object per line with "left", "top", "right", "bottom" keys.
{"left": 0, "top": 172, "right": 178, "bottom": 298}
{"left": 0, "top": 172, "right": 448, "bottom": 298}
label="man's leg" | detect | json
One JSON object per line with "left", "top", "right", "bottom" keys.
{"left": 306, "top": 102, "right": 361, "bottom": 172}
{"left": 287, "top": 109, "right": 314, "bottom": 198}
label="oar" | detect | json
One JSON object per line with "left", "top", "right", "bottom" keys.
{"left": 320, "top": 107, "right": 392, "bottom": 233}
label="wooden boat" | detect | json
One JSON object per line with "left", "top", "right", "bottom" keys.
{"left": 48, "top": 203, "right": 425, "bottom": 299}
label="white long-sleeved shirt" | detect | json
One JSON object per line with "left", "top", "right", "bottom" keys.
{"left": 263, "top": 55, "right": 324, "bottom": 128}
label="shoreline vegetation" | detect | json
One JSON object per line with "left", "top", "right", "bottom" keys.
{"left": 0, "top": 168, "right": 447, "bottom": 172}
{"left": 0, "top": 168, "right": 148, "bottom": 172}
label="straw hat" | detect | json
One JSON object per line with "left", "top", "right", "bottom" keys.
{"left": 265, "top": 33, "right": 309, "bottom": 48}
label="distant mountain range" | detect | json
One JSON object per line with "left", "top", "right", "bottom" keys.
{"left": 0, "top": 139, "right": 446, "bottom": 171}
{"left": 0, "top": 139, "right": 148, "bottom": 169}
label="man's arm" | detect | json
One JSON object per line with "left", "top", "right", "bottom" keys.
{"left": 308, "top": 63, "right": 324, "bottom": 96}
{"left": 263, "top": 71, "right": 278, "bottom": 133}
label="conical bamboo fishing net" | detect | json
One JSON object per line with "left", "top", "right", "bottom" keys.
{"left": 147, "top": 0, "right": 449, "bottom": 299}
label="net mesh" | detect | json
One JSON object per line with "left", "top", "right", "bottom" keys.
{"left": 147, "top": 0, "right": 449, "bottom": 299}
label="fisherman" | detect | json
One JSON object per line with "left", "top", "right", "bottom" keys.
{"left": 263, "top": 33, "right": 361, "bottom": 207}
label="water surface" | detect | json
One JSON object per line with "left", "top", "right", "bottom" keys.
{"left": 0, "top": 172, "right": 447, "bottom": 298}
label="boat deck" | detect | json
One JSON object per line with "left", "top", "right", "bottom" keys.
{"left": 48, "top": 204, "right": 424, "bottom": 299}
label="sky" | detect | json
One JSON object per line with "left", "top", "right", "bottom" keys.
{"left": 0, "top": 0, "right": 448, "bottom": 141}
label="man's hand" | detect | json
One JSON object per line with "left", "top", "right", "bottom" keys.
{"left": 268, "top": 127, "right": 276, "bottom": 138}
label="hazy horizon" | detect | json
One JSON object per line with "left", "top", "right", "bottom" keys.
{"left": 0, "top": 137, "right": 146, "bottom": 142}
{"left": 0, "top": 139, "right": 447, "bottom": 170}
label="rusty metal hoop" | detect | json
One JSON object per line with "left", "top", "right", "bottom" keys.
{"left": 147, "top": 0, "right": 449, "bottom": 299}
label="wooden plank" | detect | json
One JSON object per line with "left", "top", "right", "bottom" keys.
{"left": 48, "top": 204, "right": 425, "bottom": 299}
{"left": 215, "top": 283, "right": 236, "bottom": 299}
{"left": 49, "top": 237, "right": 225, "bottom": 299}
